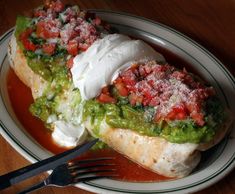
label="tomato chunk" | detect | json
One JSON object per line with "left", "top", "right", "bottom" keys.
{"left": 52, "top": 0, "right": 65, "bottom": 12}
{"left": 121, "top": 69, "right": 137, "bottom": 87}
{"left": 166, "top": 104, "right": 188, "bottom": 120}
{"left": 67, "top": 40, "right": 78, "bottom": 56}
{"left": 191, "top": 112, "right": 205, "bottom": 126}
{"left": 34, "top": 9, "right": 46, "bottom": 17}
{"left": 19, "top": 28, "right": 37, "bottom": 51}
{"left": 115, "top": 82, "right": 129, "bottom": 97}
{"left": 101, "top": 86, "right": 110, "bottom": 95}
{"left": 78, "top": 43, "right": 89, "bottom": 51}
{"left": 42, "top": 43, "right": 56, "bottom": 55}
{"left": 22, "top": 39, "right": 37, "bottom": 51}
{"left": 44, "top": 0, "right": 64, "bottom": 12}
{"left": 97, "top": 94, "right": 116, "bottom": 104}
{"left": 129, "top": 93, "right": 143, "bottom": 106}
{"left": 66, "top": 57, "right": 74, "bottom": 69}
{"left": 36, "top": 21, "right": 60, "bottom": 39}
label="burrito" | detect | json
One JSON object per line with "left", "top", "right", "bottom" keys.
{"left": 8, "top": 0, "right": 233, "bottom": 178}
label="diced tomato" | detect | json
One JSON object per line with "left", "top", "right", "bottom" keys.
{"left": 86, "top": 35, "right": 97, "bottom": 45}
{"left": 173, "top": 104, "right": 187, "bottom": 113}
{"left": 186, "top": 102, "right": 200, "bottom": 113}
{"left": 139, "top": 64, "right": 153, "bottom": 77}
{"left": 121, "top": 69, "right": 137, "bottom": 86}
{"left": 60, "top": 27, "right": 79, "bottom": 44}
{"left": 176, "top": 112, "right": 187, "bottom": 120}
{"left": 67, "top": 39, "right": 78, "bottom": 56}
{"left": 36, "top": 21, "right": 60, "bottom": 39}
{"left": 137, "top": 80, "right": 154, "bottom": 99}
{"left": 134, "top": 80, "right": 155, "bottom": 106}
{"left": 78, "top": 43, "right": 89, "bottom": 51}
{"left": 142, "top": 97, "right": 151, "bottom": 106}
{"left": 185, "top": 101, "right": 206, "bottom": 125}
{"left": 101, "top": 86, "right": 110, "bottom": 95}
{"left": 44, "top": 0, "right": 64, "bottom": 12}
{"left": 34, "top": 9, "right": 46, "bottom": 17}
{"left": 166, "top": 104, "right": 188, "bottom": 120}
{"left": 171, "top": 70, "right": 186, "bottom": 80}
{"left": 52, "top": 0, "right": 64, "bottom": 12}
{"left": 129, "top": 93, "right": 143, "bottom": 106}
{"left": 36, "top": 22, "right": 46, "bottom": 38}
{"left": 191, "top": 112, "right": 205, "bottom": 126}
{"left": 19, "top": 28, "right": 37, "bottom": 51}
{"left": 115, "top": 82, "right": 129, "bottom": 97}
{"left": 152, "top": 64, "right": 166, "bottom": 73}
{"left": 97, "top": 94, "right": 116, "bottom": 104}
{"left": 42, "top": 43, "right": 56, "bottom": 55}
{"left": 149, "top": 96, "right": 160, "bottom": 107}
{"left": 22, "top": 39, "right": 37, "bottom": 51}
{"left": 165, "top": 111, "right": 175, "bottom": 120}
{"left": 66, "top": 57, "right": 74, "bottom": 69}
{"left": 114, "top": 77, "right": 123, "bottom": 84}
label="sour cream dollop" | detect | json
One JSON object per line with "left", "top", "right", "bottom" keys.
{"left": 52, "top": 121, "right": 88, "bottom": 147}
{"left": 71, "top": 34, "right": 165, "bottom": 100}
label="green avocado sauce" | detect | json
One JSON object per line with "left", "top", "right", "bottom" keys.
{"left": 15, "top": 16, "right": 32, "bottom": 41}
{"left": 83, "top": 97, "right": 225, "bottom": 144}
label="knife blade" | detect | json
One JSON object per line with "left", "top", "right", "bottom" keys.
{"left": 0, "top": 138, "right": 98, "bottom": 190}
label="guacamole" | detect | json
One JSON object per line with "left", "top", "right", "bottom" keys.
{"left": 83, "top": 97, "right": 225, "bottom": 144}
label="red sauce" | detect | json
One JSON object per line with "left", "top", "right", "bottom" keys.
{"left": 7, "top": 69, "right": 67, "bottom": 154}
{"left": 7, "top": 68, "right": 170, "bottom": 182}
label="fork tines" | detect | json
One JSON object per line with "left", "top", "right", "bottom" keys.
{"left": 68, "top": 157, "right": 118, "bottom": 182}
{"left": 69, "top": 157, "right": 115, "bottom": 164}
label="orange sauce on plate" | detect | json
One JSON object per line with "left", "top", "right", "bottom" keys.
{"left": 7, "top": 68, "right": 170, "bottom": 182}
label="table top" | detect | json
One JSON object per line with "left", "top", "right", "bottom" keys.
{"left": 0, "top": 0, "right": 235, "bottom": 193}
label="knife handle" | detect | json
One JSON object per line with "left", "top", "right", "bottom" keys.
{"left": 0, "top": 139, "right": 98, "bottom": 190}
{"left": 0, "top": 179, "right": 11, "bottom": 190}
{"left": 0, "top": 159, "right": 51, "bottom": 190}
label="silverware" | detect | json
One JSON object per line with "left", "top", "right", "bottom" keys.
{"left": 0, "top": 139, "right": 98, "bottom": 190}
{"left": 18, "top": 157, "right": 116, "bottom": 194}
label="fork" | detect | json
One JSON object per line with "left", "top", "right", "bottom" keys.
{"left": 18, "top": 157, "right": 116, "bottom": 194}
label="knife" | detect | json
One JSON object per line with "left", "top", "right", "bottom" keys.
{"left": 0, "top": 138, "right": 98, "bottom": 190}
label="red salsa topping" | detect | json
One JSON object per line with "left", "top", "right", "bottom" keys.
{"left": 97, "top": 60, "right": 215, "bottom": 126}
{"left": 19, "top": 0, "right": 110, "bottom": 68}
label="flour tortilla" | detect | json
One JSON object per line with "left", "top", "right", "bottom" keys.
{"left": 8, "top": 35, "right": 48, "bottom": 99}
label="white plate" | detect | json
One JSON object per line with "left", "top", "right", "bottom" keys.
{"left": 0, "top": 10, "right": 235, "bottom": 194}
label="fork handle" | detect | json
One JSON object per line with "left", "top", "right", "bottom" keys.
{"left": 18, "top": 181, "right": 46, "bottom": 194}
